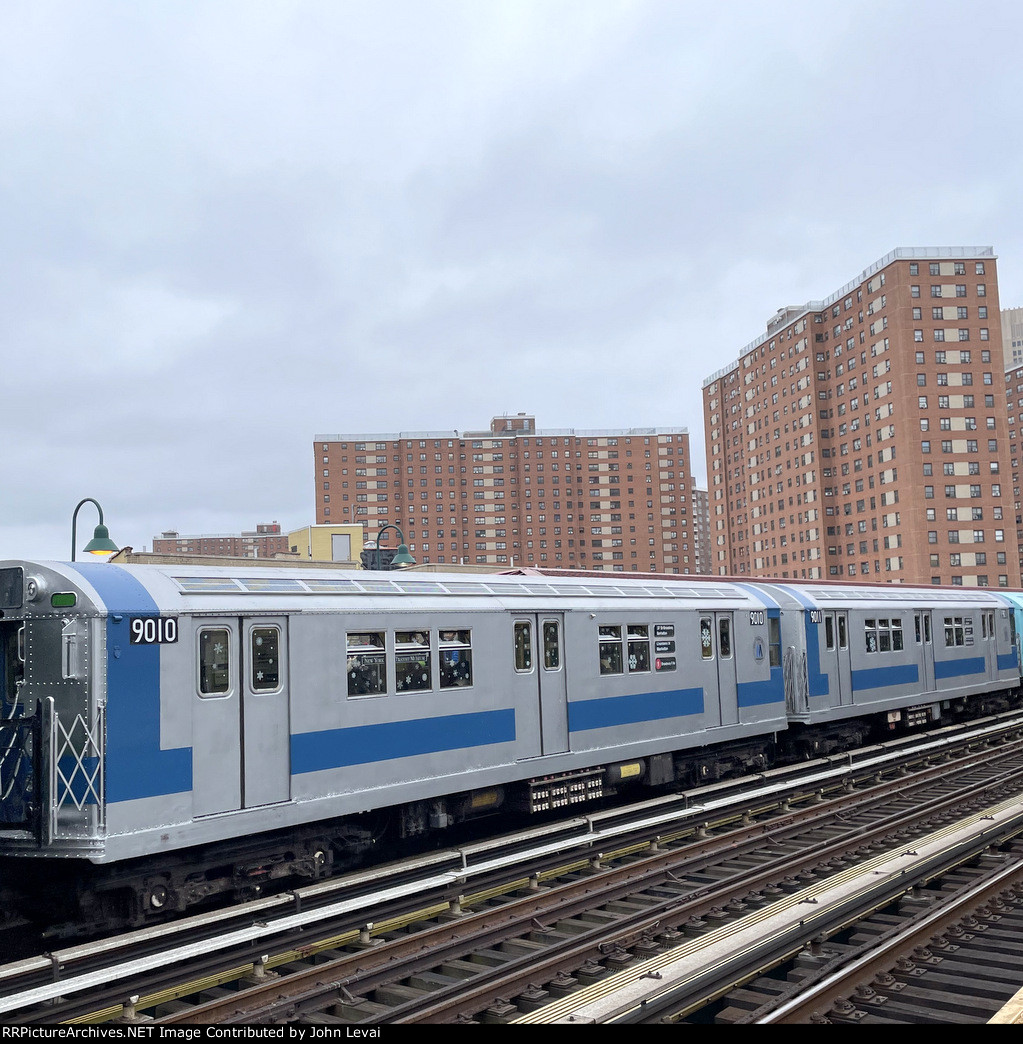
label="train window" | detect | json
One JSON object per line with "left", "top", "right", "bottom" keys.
{"left": 923, "top": 615, "right": 931, "bottom": 643}
{"left": 514, "top": 622, "right": 533, "bottom": 672}
{"left": 599, "top": 625, "right": 624, "bottom": 674}
{"left": 837, "top": 614, "right": 847, "bottom": 650}
{"left": 865, "top": 621, "right": 878, "bottom": 653}
{"left": 199, "top": 628, "right": 231, "bottom": 695}
{"left": 700, "top": 617, "right": 713, "bottom": 660}
{"left": 943, "top": 617, "right": 966, "bottom": 647}
{"left": 347, "top": 632, "right": 387, "bottom": 696}
{"left": 542, "top": 621, "right": 561, "bottom": 670}
{"left": 768, "top": 616, "right": 781, "bottom": 666}
{"left": 395, "top": 631, "right": 431, "bottom": 693}
{"left": 439, "top": 630, "right": 472, "bottom": 687}
{"left": 628, "top": 625, "right": 651, "bottom": 671}
{"left": 250, "top": 628, "right": 280, "bottom": 691}
{"left": 825, "top": 615, "right": 835, "bottom": 651}
{"left": 717, "top": 619, "right": 731, "bottom": 659}
{"left": 865, "top": 618, "right": 903, "bottom": 653}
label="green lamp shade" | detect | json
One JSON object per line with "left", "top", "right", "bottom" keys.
{"left": 84, "top": 523, "right": 119, "bottom": 555}
{"left": 391, "top": 543, "right": 416, "bottom": 567}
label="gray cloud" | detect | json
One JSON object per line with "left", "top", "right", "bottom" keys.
{"left": 2, "top": 0, "right": 1022, "bottom": 559}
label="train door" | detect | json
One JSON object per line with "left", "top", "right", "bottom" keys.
{"left": 193, "top": 618, "right": 242, "bottom": 816}
{"left": 822, "top": 612, "right": 852, "bottom": 706}
{"left": 513, "top": 614, "right": 569, "bottom": 756}
{"left": 914, "top": 610, "right": 935, "bottom": 691}
{"left": 192, "top": 616, "right": 291, "bottom": 817}
{"left": 981, "top": 609, "right": 998, "bottom": 678}
{"left": 241, "top": 617, "right": 291, "bottom": 808}
{"left": 706, "top": 613, "right": 738, "bottom": 727}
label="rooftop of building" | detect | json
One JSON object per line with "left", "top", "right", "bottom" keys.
{"left": 703, "top": 245, "right": 996, "bottom": 388}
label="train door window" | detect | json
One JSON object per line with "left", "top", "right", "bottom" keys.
{"left": 542, "top": 621, "right": 561, "bottom": 671}
{"left": 923, "top": 615, "right": 931, "bottom": 643}
{"left": 514, "top": 622, "right": 533, "bottom": 672}
{"left": 768, "top": 616, "right": 781, "bottom": 666}
{"left": 250, "top": 627, "right": 281, "bottom": 692}
{"left": 837, "top": 614, "right": 847, "bottom": 650}
{"left": 699, "top": 617, "right": 713, "bottom": 660}
{"left": 628, "top": 625, "right": 650, "bottom": 672}
{"left": 717, "top": 618, "right": 731, "bottom": 659}
{"left": 395, "top": 631, "right": 431, "bottom": 692}
{"left": 825, "top": 615, "right": 835, "bottom": 651}
{"left": 347, "top": 632, "right": 386, "bottom": 696}
{"left": 914, "top": 614, "right": 921, "bottom": 644}
{"left": 199, "top": 628, "right": 231, "bottom": 695}
{"left": 439, "top": 630, "right": 472, "bottom": 687}
{"left": 982, "top": 614, "right": 988, "bottom": 639}
{"left": 599, "top": 625, "right": 624, "bottom": 674}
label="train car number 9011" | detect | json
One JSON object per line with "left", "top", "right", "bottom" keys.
{"left": 130, "top": 617, "right": 179, "bottom": 644}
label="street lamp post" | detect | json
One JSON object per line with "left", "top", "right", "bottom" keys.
{"left": 71, "top": 498, "right": 119, "bottom": 562}
{"left": 369, "top": 523, "right": 415, "bottom": 570}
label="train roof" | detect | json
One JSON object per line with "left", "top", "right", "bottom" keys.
{"left": 2, "top": 561, "right": 770, "bottom": 614}
{"left": 3, "top": 561, "right": 1018, "bottom": 617}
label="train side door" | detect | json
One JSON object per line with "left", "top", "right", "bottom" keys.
{"left": 193, "top": 618, "right": 242, "bottom": 817}
{"left": 192, "top": 616, "right": 291, "bottom": 817}
{"left": 715, "top": 612, "right": 739, "bottom": 727}
{"left": 513, "top": 614, "right": 569, "bottom": 757}
{"left": 241, "top": 617, "right": 291, "bottom": 808}
{"left": 915, "top": 610, "right": 935, "bottom": 691}
{"left": 823, "top": 612, "right": 852, "bottom": 706}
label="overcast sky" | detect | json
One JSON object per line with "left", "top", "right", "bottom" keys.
{"left": 3, "top": 0, "right": 1022, "bottom": 560}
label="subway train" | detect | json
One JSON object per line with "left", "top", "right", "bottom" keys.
{"left": 0, "top": 558, "right": 1021, "bottom": 933}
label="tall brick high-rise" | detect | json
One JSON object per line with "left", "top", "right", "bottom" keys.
{"left": 703, "top": 247, "right": 1019, "bottom": 587}
{"left": 315, "top": 415, "right": 696, "bottom": 572}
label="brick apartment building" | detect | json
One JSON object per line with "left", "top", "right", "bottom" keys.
{"left": 152, "top": 522, "right": 289, "bottom": 558}
{"left": 314, "top": 414, "right": 698, "bottom": 572}
{"left": 703, "top": 247, "right": 1019, "bottom": 588}
{"left": 1005, "top": 364, "right": 1023, "bottom": 580}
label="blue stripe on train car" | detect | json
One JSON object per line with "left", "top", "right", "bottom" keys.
{"left": 998, "top": 650, "right": 1019, "bottom": 671}
{"left": 72, "top": 562, "right": 192, "bottom": 803}
{"left": 851, "top": 664, "right": 919, "bottom": 691}
{"left": 568, "top": 687, "right": 703, "bottom": 732}
{"left": 933, "top": 656, "right": 986, "bottom": 679}
{"left": 736, "top": 667, "right": 784, "bottom": 706}
{"left": 291, "top": 708, "right": 516, "bottom": 772}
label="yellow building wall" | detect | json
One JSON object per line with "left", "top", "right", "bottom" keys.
{"left": 286, "top": 524, "right": 364, "bottom": 564}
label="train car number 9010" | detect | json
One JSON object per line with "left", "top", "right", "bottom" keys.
{"left": 130, "top": 617, "right": 179, "bottom": 644}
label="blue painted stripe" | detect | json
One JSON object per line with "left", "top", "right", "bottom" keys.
{"left": 998, "top": 650, "right": 1018, "bottom": 671}
{"left": 71, "top": 563, "right": 192, "bottom": 803}
{"left": 733, "top": 583, "right": 777, "bottom": 609}
{"left": 851, "top": 664, "right": 920, "bottom": 691}
{"left": 737, "top": 666, "right": 785, "bottom": 706}
{"left": 569, "top": 688, "right": 703, "bottom": 732}
{"left": 934, "top": 656, "right": 986, "bottom": 679}
{"left": 292, "top": 708, "right": 515, "bottom": 773}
